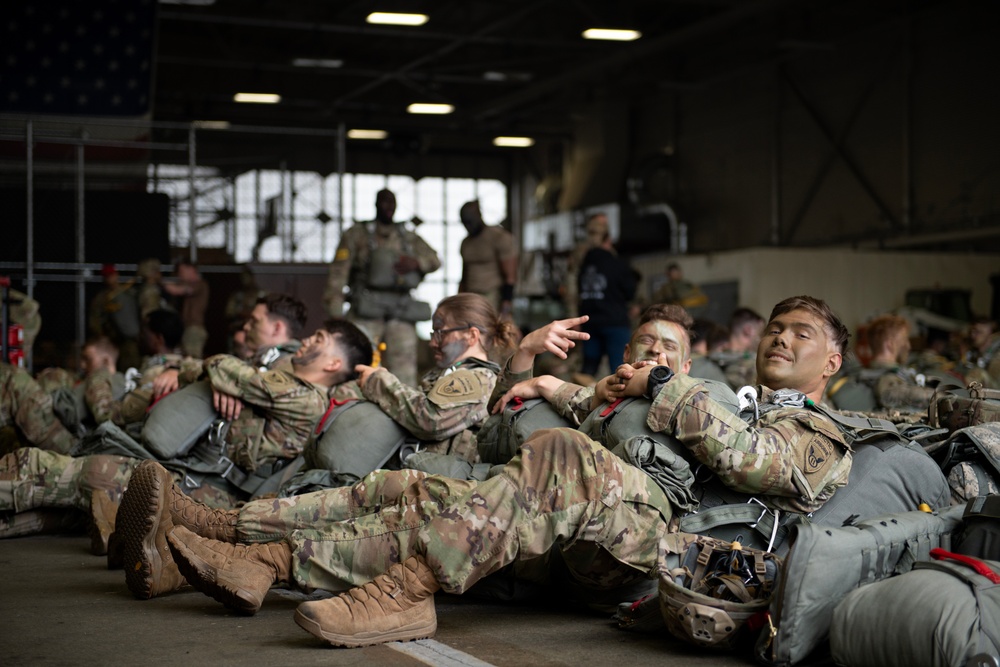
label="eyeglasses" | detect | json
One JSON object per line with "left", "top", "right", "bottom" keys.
{"left": 430, "top": 324, "right": 473, "bottom": 343}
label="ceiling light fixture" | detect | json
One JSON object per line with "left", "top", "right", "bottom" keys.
{"left": 493, "top": 136, "right": 534, "bottom": 148}
{"left": 347, "top": 129, "right": 388, "bottom": 140}
{"left": 292, "top": 58, "right": 343, "bottom": 69}
{"left": 192, "top": 120, "right": 230, "bottom": 130}
{"left": 233, "top": 92, "right": 281, "bottom": 104}
{"left": 407, "top": 103, "right": 454, "bottom": 115}
{"left": 367, "top": 12, "right": 428, "bottom": 26}
{"left": 582, "top": 28, "right": 642, "bottom": 41}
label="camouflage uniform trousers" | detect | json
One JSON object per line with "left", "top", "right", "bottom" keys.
{"left": 0, "top": 364, "right": 77, "bottom": 454}
{"left": 0, "top": 448, "right": 242, "bottom": 538}
{"left": 274, "top": 428, "right": 672, "bottom": 596}
{"left": 350, "top": 315, "right": 418, "bottom": 387}
{"left": 236, "top": 468, "right": 446, "bottom": 542}
{"left": 947, "top": 462, "right": 1000, "bottom": 504}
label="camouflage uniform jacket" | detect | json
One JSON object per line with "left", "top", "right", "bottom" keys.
{"left": 869, "top": 361, "right": 934, "bottom": 413}
{"left": 203, "top": 354, "right": 332, "bottom": 472}
{"left": 323, "top": 221, "right": 441, "bottom": 316}
{"left": 249, "top": 340, "right": 301, "bottom": 373}
{"left": 0, "top": 363, "right": 77, "bottom": 453}
{"left": 116, "top": 353, "right": 199, "bottom": 425}
{"left": 487, "top": 355, "right": 595, "bottom": 426}
{"left": 363, "top": 357, "right": 499, "bottom": 462}
{"left": 647, "top": 374, "right": 852, "bottom": 514}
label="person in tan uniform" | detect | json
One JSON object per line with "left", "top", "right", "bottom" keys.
{"left": 163, "top": 260, "right": 209, "bottom": 359}
{"left": 323, "top": 189, "right": 440, "bottom": 386}
{"left": 458, "top": 200, "right": 518, "bottom": 315}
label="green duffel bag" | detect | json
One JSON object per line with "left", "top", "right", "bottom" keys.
{"left": 830, "top": 549, "right": 1000, "bottom": 667}
{"left": 476, "top": 397, "right": 573, "bottom": 465}
{"left": 142, "top": 380, "right": 219, "bottom": 460}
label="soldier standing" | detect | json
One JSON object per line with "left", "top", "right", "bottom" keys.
{"left": 324, "top": 189, "right": 441, "bottom": 386}
{"left": 458, "top": 200, "right": 518, "bottom": 315}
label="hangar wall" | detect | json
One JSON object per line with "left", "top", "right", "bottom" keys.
{"left": 558, "top": 1, "right": 998, "bottom": 255}
{"left": 632, "top": 248, "right": 1000, "bottom": 333}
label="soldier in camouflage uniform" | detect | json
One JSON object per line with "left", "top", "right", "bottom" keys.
{"left": 353, "top": 293, "right": 519, "bottom": 463}
{"left": 160, "top": 297, "right": 855, "bottom": 645}
{"left": 323, "top": 189, "right": 441, "bottom": 387}
{"left": 126, "top": 295, "right": 307, "bottom": 423}
{"left": 711, "top": 307, "right": 765, "bottom": 390}
{"left": 0, "top": 363, "right": 78, "bottom": 454}
{"left": 0, "top": 320, "right": 371, "bottom": 557}
{"left": 136, "top": 258, "right": 171, "bottom": 319}
{"left": 866, "top": 314, "right": 934, "bottom": 412}
{"left": 116, "top": 294, "right": 521, "bottom": 598}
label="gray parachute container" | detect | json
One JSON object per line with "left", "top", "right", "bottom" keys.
{"left": 830, "top": 553, "right": 1000, "bottom": 667}
{"left": 304, "top": 399, "right": 408, "bottom": 482}
{"left": 142, "top": 380, "right": 218, "bottom": 460}
{"left": 476, "top": 397, "right": 573, "bottom": 465}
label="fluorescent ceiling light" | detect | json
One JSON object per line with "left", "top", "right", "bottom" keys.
{"left": 192, "top": 120, "right": 230, "bottom": 129}
{"left": 367, "top": 12, "right": 428, "bottom": 26}
{"left": 347, "top": 129, "right": 388, "bottom": 140}
{"left": 582, "top": 28, "right": 641, "bottom": 41}
{"left": 233, "top": 92, "right": 281, "bottom": 104}
{"left": 407, "top": 103, "right": 454, "bottom": 115}
{"left": 493, "top": 136, "right": 534, "bottom": 148}
{"left": 292, "top": 58, "right": 343, "bottom": 69}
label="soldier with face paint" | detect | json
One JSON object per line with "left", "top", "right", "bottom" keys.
{"left": 352, "top": 293, "right": 520, "bottom": 463}
{"left": 155, "top": 296, "right": 864, "bottom": 635}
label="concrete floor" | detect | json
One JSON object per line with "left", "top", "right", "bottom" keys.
{"left": 0, "top": 533, "right": 775, "bottom": 667}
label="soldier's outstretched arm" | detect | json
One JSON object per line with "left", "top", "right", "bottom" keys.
{"left": 509, "top": 316, "right": 590, "bottom": 373}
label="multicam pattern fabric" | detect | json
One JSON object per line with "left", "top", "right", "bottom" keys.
{"left": 283, "top": 428, "right": 670, "bottom": 595}
{"left": 0, "top": 446, "right": 246, "bottom": 532}
{"left": 0, "top": 364, "right": 77, "bottom": 454}
{"left": 871, "top": 363, "right": 934, "bottom": 413}
{"left": 236, "top": 468, "right": 434, "bottom": 543}
{"left": 363, "top": 358, "right": 499, "bottom": 462}
{"left": 203, "top": 355, "right": 332, "bottom": 471}
{"left": 647, "top": 376, "right": 852, "bottom": 513}
{"left": 487, "top": 356, "right": 594, "bottom": 426}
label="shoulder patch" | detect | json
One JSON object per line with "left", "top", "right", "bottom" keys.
{"left": 263, "top": 370, "right": 295, "bottom": 387}
{"left": 335, "top": 247, "right": 350, "bottom": 261}
{"left": 802, "top": 433, "right": 838, "bottom": 484}
{"left": 427, "top": 369, "right": 487, "bottom": 407}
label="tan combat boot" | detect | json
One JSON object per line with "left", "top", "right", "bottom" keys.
{"left": 117, "top": 460, "right": 188, "bottom": 599}
{"left": 88, "top": 489, "right": 118, "bottom": 556}
{"left": 294, "top": 555, "right": 440, "bottom": 647}
{"left": 167, "top": 483, "right": 238, "bottom": 542}
{"left": 166, "top": 524, "right": 292, "bottom": 615}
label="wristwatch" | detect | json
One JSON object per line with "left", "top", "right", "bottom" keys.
{"left": 645, "top": 365, "right": 674, "bottom": 399}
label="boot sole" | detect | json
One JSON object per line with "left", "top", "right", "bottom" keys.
{"left": 293, "top": 608, "right": 436, "bottom": 647}
{"left": 119, "top": 461, "right": 170, "bottom": 599}
{"left": 166, "top": 531, "right": 262, "bottom": 615}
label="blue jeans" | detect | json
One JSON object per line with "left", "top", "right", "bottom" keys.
{"left": 581, "top": 325, "right": 632, "bottom": 377}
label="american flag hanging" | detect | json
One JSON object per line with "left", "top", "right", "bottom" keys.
{"left": 1, "top": 0, "right": 157, "bottom": 117}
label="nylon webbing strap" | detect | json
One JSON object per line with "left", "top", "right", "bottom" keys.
{"left": 678, "top": 504, "right": 788, "bottom": 547}
{"left": 812, "top": 404, "right": 899, "bottom": 443}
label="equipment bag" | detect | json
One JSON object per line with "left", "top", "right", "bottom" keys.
{"left": 658, "top": 532, "right": 781, "bottom": 650}
{"left": 929, "top": 381, "right": 1000, "bottom": 433}
{"left": 142, "top": 380, "right": 219, "bottom": 460}
{"left": 755, "top": 505, "right": 965, "bottom": 667}
{"left": 476, "top": 397, "right": 573, "bottom": 465}
{"left": 955, "top": 495, "right": 1000, "bottom": 562}
{"left": 304, "top": 398, "right": 408, "bottom": 483}
{"left": 830, "top": 549, "right": 1000, "bottom": 667}
{"left": 931, "top": 422, "right": 1000, "bottom": 505}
